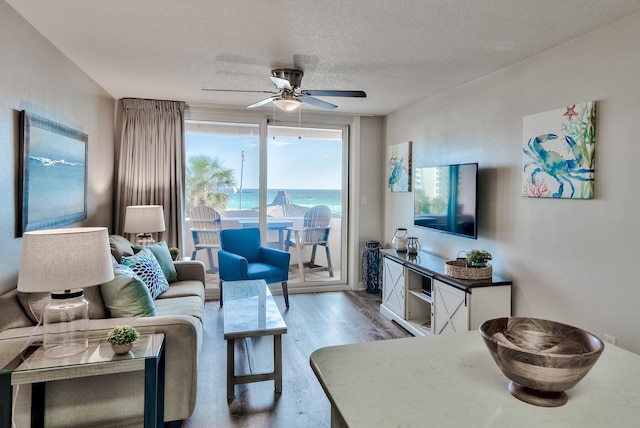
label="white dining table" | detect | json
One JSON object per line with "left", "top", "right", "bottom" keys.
{"left": 310, "top": 330, "right": 640, "bottom": 427}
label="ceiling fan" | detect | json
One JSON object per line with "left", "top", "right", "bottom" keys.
{"left": 202, "top": 68, "right": 366, "bottom": 111}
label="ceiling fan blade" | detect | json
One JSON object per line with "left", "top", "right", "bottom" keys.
{"left": 299, "top": 96, "right": 338, "bottom": 110}
{"left": 202, "top": 88, "right": 279, "bottom": 94}
{"left": 269, "top": 76, "right": 292, "bottom": 90}
{"left": 246, "top": 97, "right": 277, "bottom": 109}
{"left": 302, "top": 90, "right": 367, "bottom": 98}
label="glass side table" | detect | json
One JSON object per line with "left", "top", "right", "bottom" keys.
{"left": 0, "top": 332, "right": 165, "bottom": 428}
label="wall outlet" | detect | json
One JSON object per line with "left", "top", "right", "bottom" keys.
{"left": 604, "top": 334, "right": 616, "bottom": 346}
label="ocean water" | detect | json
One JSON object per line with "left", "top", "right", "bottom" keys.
{"left": 27, "top": 156, "right": 85, "bottom": 221}
{"left": 226, "top": 189, "right": 342, "bottom": 216}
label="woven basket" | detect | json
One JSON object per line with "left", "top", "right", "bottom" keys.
{"left": 444, "top": 260, "right": 492, "bottom": 280}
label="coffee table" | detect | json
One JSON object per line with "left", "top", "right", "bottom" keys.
{"left": 223, "top": 279, "right": 287, "bottom": 401}
{"left": 0, "top": 333, "right": 165, "bottom": 428}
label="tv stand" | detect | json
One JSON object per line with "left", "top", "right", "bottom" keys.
{"left": 381, "top": 249, "right": 512, "bottom": 336}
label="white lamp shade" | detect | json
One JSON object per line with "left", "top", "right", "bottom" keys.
{"left": 273, "top": 97, "right": 301, "bottom": 111}
{"left": 18, "top": 227, "right": 114, "bottom": 293}
{"left": 123, "top": 205, "right": 166, "bottom": 234}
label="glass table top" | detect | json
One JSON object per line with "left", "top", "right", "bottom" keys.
{"left": 223, "top": 280, "right": 287, "bottom": 339}
{"left": 2, "top": 333, "right": 164, "bottom": 385}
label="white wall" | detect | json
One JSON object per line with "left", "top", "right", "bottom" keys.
{"left": 0, "top": 1, "right": 115, "bottom": 294}
{"left": 357, "top": 116, "right": 385, "bottom": 284}
{"left": 384, "top": 12, "right": 640, "bottom": 353}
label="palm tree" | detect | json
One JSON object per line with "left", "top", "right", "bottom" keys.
{"left": 186, "top": 155, "right": 236, "bottom": 213}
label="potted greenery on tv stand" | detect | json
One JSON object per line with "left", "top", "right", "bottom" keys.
{"left": 444, "top": 250, "right": 493, "bottom": 280}
{"left": 466, "top": 250, "right": 492, "bottom": 268}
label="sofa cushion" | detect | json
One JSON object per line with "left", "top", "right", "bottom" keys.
{"left": 0, "top": 290, "right": 34, "bottom": 332}
{"left": 121, "top": 248, "right": 170, "bottom": 299}
{"left": 134, "top": 241, "right": 177, "bottom": 283}
{"left": 155, "top": 280, "right": 205, "bottom": 300}
{"left": 100, "top": 264, "right": 156, "bottom": 317}
{"left": 154, "top": 295, "right": 204, "bottom": 322}
{"left": 109, "top": 234, "right": 135, "bottom": 262}
{"left": 16, "top": 285, "right": 106, "bottom": 324}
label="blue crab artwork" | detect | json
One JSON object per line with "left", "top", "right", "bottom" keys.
{"left": 522, "top": 102, "right": 595, "bottom": 199}
{"left": 523, "top": 133, "right": 594, "bottom": 198}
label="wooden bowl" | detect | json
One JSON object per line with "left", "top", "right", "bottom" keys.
{"left": 479, "top": 317, "right": 604, "bottom": 407}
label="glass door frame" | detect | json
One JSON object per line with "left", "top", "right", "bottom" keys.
{"left": 265, "top": 119, "right": 349, "bottom": 287}
{"left": 184, "top": 108, "right": 353, "bottom": 291}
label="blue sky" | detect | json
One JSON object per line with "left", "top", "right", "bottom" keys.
{"left": 185, "top": 133, "right": 343, "bottom": 190}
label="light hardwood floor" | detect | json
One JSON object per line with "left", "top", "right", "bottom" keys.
{"left": 183, "top": 291, "right": 410, "bottom": 427}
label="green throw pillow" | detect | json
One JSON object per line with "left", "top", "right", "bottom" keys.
{"left": 134, "top": 241, "right": 177, "bottom": 283}
{"left": 100, "top": 264, "right": 156, "bottom": 317}
{"left": 121, "top": 248, "right": 170, "bottom": 299}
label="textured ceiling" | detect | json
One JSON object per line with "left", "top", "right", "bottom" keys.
{"left": 7, "top": 0, "right": 640, "bottom": 116}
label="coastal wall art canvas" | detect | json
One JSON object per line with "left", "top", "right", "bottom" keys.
{"left": 522, "top": 101, "right": 596, "bottom": 199}
{"left": 19, "top": 111, "right": 88, "bottom": 235}
{"left": 388, "top": 141, "right": 412, "bottom": 192}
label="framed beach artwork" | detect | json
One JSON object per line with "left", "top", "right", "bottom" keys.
{"left": 19, "top": 111, "right": 88, "bottom": 235}
{"left": 388, "top": 141, "right": 412, "bottom": 192}
{"left": 522, "top": 101, "right": 596, "bottom": 199}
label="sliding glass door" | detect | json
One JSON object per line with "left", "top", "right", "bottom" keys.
{"left": 184, "top": 120, "right": 346, "bottom": 287}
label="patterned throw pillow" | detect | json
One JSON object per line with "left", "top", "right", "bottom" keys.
{"left": 134, "top": 241, "right": 177, "bottom": 283}
{"left": 121, "top": 248, "right": 170, "bottom": 299}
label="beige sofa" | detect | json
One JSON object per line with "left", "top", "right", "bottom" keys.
{"left": 0, "top": 236, "right": 206, "bottom": 427}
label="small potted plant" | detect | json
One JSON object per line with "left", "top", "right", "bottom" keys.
{"left": 169, "top": 247, "right": 181, "bottom": 261}
{"left": 466, "top": 250, "right": 492, "bottom": 268}
{"left": 107, "top": 325, "right": 140, "bottom": 355}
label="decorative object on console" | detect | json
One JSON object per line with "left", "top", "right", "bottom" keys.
{"left": 444, "top": 249, "right": 492, "bottom": 280}
{"left": 106, "top": 324, "right": 140, "bottom": 355}
{"left": 19, "top": 110, "right": 88, "bottom": 235}
{"left": 18, "top": 227, "right": 114, "bottom": 357}
{"left": 361, "top": 240, "right": 383, "bottom": 294}
{"left": 391, "top": 228, "right": 408, "bottom": 252}
{"left": 480, "top": 317, "right": 604, "bottom": 407}
{"left": 388, "top": 141, "right": 412, "bottom": 192}
{"left": 445, "top": 259, "right": 492, "bottom": 280}
{"left": 406, "top": 237, "right": 421, "bottom": 254}
{"left": 522, "top": 101, "right": 596, "bottom": 199}
{"left": 466, "top": 249, "right": 492, "bottom": 267}
{"left": 123, "top": 205, "right": 166, "bottom": 245}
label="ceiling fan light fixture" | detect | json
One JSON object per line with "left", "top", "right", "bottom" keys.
{"left": 272, "top": 96, "right": 301, "bottom": 111}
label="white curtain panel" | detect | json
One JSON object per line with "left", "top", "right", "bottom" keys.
{"left": 115, "top": 98, "right": 185, "bottom": 249}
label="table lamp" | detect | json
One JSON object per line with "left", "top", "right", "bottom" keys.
{"left": 123, "top": 205, "right": 166, "bottom": 245}
{"left": 17, "top": 227, "right": 114, "bottom": 357}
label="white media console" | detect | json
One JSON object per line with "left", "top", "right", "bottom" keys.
{"left": 380, "top": 249, "right": 512, "bottom": 336}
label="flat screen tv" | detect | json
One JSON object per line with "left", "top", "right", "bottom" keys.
{"left": 414, "top": 162, "right": 478, "bottom": 239}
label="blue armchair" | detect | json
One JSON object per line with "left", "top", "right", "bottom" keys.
{"left": 218, "top": 228, "right": 291, "bottom": 308}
